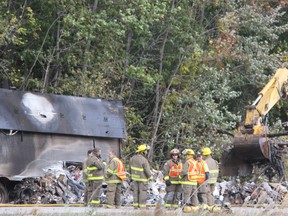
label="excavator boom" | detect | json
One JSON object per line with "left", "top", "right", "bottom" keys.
{"left": 221, "top": 68, "right": 288, "bottom": 178}
{"left": 244, "top": 68, "right": 288, "bottom": 135}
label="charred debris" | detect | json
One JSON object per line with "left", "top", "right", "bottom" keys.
{"left": 7, "top": 160, "right": 288, "bottom": 207}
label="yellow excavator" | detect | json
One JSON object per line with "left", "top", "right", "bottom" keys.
{"left": 221, "top": 68, "right": 288, "bottom": 179}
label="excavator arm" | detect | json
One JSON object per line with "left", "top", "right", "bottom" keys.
{"left": 243, "top": 68, "right": 288, "bottom": 135}
{"left": 221, "top": 68, "right": 288, "bottom": 179}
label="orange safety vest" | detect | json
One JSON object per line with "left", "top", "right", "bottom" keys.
{"left": 187, "top": 159, "right": 199, "bottom": 181}
{"left": 169, "top": 162, "right": 182, "bottom": 177}
{"left": 114, "top": 158, "right": 127, "bottom": 181}
{"left": 197, "top": 160, "right": 208, "bottom": 184}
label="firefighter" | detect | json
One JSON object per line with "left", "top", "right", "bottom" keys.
{"left": 129, "top": 144, "right": 152, "bottom": 209}
{"left": 86, "top": 148, "right": 105, "bottom": 206}
{"left": 202, "top": 147, "right": 219, "bottom": 207}
{"left": 82, "top": 149, "right": 93, "bottom": 205}
{"left": 179, "top": 149, "right": 199, "bottom": 212}
{"left": 196, "top": 152, "right": 209, "bottom": 208}
{"left": 104, "top": 150, "right": 127, "bottom": 208}
{"left": 162, "top": 148, "right": 182, "bottom": 209}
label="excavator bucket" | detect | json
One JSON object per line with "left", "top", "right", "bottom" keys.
{"left": 221, "top": 68, "right": 288, "bottom": 178}
{"left": 220, "top": 134, "right": 270, "bottom": 177}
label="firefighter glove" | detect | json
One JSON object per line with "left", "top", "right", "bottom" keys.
{"left": 205, "top": 172, "right": 210, "bottom": 180}
{"left": 165, "top": 180, "right": 171, "bottom": 186}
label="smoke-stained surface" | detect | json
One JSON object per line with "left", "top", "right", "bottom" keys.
{"left": 0, "top": 126, "right": 121, "bottom": 181}
{"left": 0, "top": 88, "right": 125, "bottom": 180}
{"left": 0, "top": 88, "right": 126, "bottom": 138}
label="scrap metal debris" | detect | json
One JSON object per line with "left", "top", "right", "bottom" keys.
{"left": 9, "top": 163, "right": 85, "bottom": 204}
{"left": 7, "top": 162, "right": 288, "bottom": 207}
{"left": 216, "top": 179, "right": 288, "bottom": 206}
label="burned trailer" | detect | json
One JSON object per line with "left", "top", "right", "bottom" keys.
{"left": 0, "top": 88, "right": 126, "bottom": 203}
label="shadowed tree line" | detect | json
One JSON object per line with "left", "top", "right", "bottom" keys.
{"left": 0, "top": 0, "right": 288, "bottom": 167}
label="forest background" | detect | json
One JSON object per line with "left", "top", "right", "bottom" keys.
{"left": 1, "top": 0, "right": 288, "bottom": 168}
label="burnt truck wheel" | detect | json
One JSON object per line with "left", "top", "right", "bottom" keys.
{"left": 0, "top": 183, "right": 8, "bottom": 203}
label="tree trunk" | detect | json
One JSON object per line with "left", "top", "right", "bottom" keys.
{"left": 148, "top": 53, "right": 184, "bottom": 160}
{"left": 120, "top": 31, "right": 133, "bottom": 95}
{"left": 148, "top": 29, "right": 168, "bottom": 160}
{"left": 53, "top": 14, "right": 62, "bottom": 87}
{"left": 83, "top": 0, "right": 99, "bottom": 72}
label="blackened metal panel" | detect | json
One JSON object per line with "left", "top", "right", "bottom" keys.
{"left": 0, "top": 132, "right": 120, "bottom": 180}
{"left": 0, "top": 88, "right": 126, "bottom": 138}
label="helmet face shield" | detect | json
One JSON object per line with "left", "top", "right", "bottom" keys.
{"left": 182, "top": 149, "right": 194, "bottom": 156}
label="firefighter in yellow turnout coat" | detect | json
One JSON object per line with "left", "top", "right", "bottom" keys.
{"left": 129, "top": 144, "right": 152, "bottom": 209}
{"left": 202, "top": 147, "right": 219, "bottom": 206}
{"left": 82, "top": 149, "right": 93, "bottom": 205}
{"left": 86, "top": 148, "right": 105, "bottom": 206}
{"left": 162, "top": 148, "right": 182, "bottom": 209}
{"left": 104, "top": 150, "right": 127, "bottom": 208}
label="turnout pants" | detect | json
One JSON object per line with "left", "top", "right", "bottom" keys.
{"left": 182, "top": 185, "right": 198, "bottom": 206}
{"left": 206, "top": 183, "right": 216, "bottom": 206}
{"left": 106, "top": 183, "right": 122, "bottom": 207}
{"left": 197, "top": 183, "right": 207, "bottom": 205}
{"left": 131, "top": 181, "right": 148, "bottom": 208}
{"left": 88, "top": 180, "right": 102, "bottom": 206}
{"left": 164, "top": 184, "right": 182, "bottom": 208}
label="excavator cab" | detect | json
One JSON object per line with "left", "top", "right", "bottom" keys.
{"left": 221, "top": 68, "right": 288, "bottom": 179}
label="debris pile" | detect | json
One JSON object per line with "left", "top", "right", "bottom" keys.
{"left": 216, "top": 179, "right": 288, "bottom": 206}
{"left": 9, "top": 164, "right": 85, "bottom": 204}
{"left": 7, "top": 163, "right": 164, "bottom": 205}
{"left": 7, "top": 163, "right": 288, "bottom": 206}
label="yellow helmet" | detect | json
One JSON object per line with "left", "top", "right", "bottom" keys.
{"left": 182, "top": 149, "right": 195, "bottom": 155}
{"left": 202, "top": 147, "right": 212, "bottom": 155}
{"left": 136, "top": 144, "right": 150, "bottom": 152}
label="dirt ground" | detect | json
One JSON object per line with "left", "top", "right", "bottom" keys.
{"left": 1, "top": 205, "right": 288, "bottom": 216}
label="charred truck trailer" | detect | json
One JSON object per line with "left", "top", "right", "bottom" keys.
{"left": 0, "top": 88, "right": 126, "bottom": 203}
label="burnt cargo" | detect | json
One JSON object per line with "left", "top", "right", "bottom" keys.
{"left": 0, "top": 88, "right": 126, "bottom": 202}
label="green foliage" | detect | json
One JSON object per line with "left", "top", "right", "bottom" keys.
{"left": 0, "top": 0, "right": 288, "bottom": 166}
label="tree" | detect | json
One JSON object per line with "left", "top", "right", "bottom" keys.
{"left": 0, "top": 0, "right": 288, "bottom": 167}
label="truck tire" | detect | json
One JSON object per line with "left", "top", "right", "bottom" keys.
{"left": 0, "top": 183, "right": 8, "bottom": 203}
